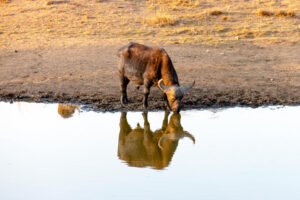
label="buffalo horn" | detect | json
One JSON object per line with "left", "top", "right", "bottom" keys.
{"left": 158, "top": 79, "right": 170, "bottom": 92}
{"left": 181, "top": 80, "right": 195, "bottom": 95}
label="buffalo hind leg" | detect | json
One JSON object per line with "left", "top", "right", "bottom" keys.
{"left": 120, "top": 76, "right": 130, "bottom": 106}
{"left": 143, "top": 80, "right": 153, "bottom": 109}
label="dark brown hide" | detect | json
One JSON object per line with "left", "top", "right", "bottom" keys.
{"left": 118, "top": 42, "right": 193, "bottom": 112}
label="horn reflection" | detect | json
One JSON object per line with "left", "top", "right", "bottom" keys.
{"left": 118, "top": 111, "right": 195, "bottom": 170}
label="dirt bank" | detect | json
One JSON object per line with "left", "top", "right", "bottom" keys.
{"left": 0, "top": 43, "right": 299, "bottom": 111}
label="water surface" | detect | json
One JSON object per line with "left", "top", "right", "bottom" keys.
{"left": 0, "top": 102, "right": 299, "bottom": 200}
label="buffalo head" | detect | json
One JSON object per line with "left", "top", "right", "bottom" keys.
{"left": 158, "top": 79, "right": 195, "bottom": 113}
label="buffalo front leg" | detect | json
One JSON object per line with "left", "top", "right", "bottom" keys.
{"left": 120, "top": 76, "right": 130, "bottom": 106}
{"left": 163, "top": 93, "right": 171, "bottom": 110}
{"left": 143, "top": 80, "right": 153, "bottom": 109}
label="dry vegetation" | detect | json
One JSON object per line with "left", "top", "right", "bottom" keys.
{"left": 0, "top": 0, "right": 299, "bottom": 49}
{"left": 257, "top": 9, "right": 296, "bottom": 17}
{"left": 0, "top": 0, "right": 11, "bottom": 3}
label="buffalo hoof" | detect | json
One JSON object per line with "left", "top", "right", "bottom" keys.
{"left": 121, "top": 96, "right": 129, "bottom": 106}
{"left": 164, "top": 103, "right": 171, "bottom": 111}
{"left": 143, "top": 102, "right": 148, "bottom": 110}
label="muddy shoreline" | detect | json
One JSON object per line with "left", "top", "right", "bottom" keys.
{"left": 0, "top": 88, "right": 299, "bottom": 112}
{"left": 1, "top": 44, "right": 300, "bottom": 111}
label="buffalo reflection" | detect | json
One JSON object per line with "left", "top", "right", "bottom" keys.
{"left": 58, "top": 104, "right": 79, "bottom": 119}
{"left": 118, "top": 112, "right": 195, "bottom": 170}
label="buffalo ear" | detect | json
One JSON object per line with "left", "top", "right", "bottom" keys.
{"left": 158, "top": 79, "right": 170, "bottom": 93}
{"left": 181, "top": 80, "right": 195, "bottom": 95}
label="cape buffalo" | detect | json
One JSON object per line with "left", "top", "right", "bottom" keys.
{"left": 117, "top": 42, "right": 195, "bottom": 112}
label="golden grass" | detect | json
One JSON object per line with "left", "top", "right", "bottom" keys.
{"left": 276, "top": 10, "right": 296, "bottom": 17}
{"left": 0, "top": 0, "right": 11, "bottom": 3}
{"left": 145, "top": 13, "right": 177, "bottom": 27}
{"left": 257, "top": 9, "right": 297, "bottom": 17}
{"left": 0, "top": 0, "right": 299, "bottom": 48}
{"left": 257, "top": 10, "right": 274, "bottom": 17}
{"left": 46, "top": 1, "right": 69, "bottom": 6}
{"left": 210, "top": 10, "right": 223, "bottom": 16}
{"left": 149, "top": 0, "right": 198, "bottom": 7}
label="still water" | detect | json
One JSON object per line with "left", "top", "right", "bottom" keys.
{"left": 0, "top": 102, "right": 299, "bottom": 200}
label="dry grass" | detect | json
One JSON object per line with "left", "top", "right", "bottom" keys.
{"left": 145, "top": 13, "right": 177, "bottom": 27}
{"left": 0, "top": 0, "right": 11, "bottom": 3}
{"left": 276, "top": 10, "right": 296, "bottom": 17}
{"left": 149, "top": 0, "right": 199, "bottom": 7}
{"left": 210, "top": 10, "right": 223, "bottom": 16}
{"left": 0, "top": 0, "right": 299, "bottom": 48}
{"left": 46, "top": 1, "right": 69, "bottom": 6}
{"left": 257, "top": 10, "right": 274, "bottom": 17}
{"left": 258, "top": 9, "right": 297, "bottom": 17}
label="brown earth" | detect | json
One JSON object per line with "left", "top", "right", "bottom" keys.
{"left": 1, "top": 0, "right": 299, "bottom": 111}
{"left": 0, "top": 43, "right": 299, "bottom": 111}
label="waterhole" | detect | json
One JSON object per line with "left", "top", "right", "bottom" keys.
{"left": 0, "top": 102, "right": 299, "bottom": 200}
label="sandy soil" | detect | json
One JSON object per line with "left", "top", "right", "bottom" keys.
{"left": 1, "top": 43, "right": 299, "bottom": 111}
